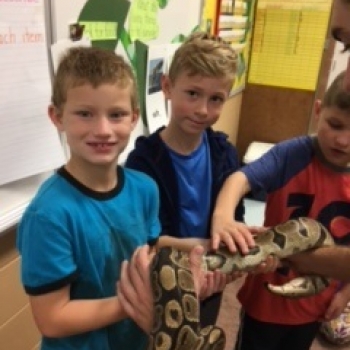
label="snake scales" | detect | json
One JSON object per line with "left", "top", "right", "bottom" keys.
{"left": 148, "top": 217, "right": 334, "bottom": 350}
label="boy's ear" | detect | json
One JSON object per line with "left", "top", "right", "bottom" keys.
{"left": 131, "top": 108, "right": 140, "bottom": 130}
{"left": 48, "top": 105, "right": 64, "bottom": 132}
{"left": 314, "top": 99, "right": 322, "bottom": 122}
{"left": 161, "top": 74, "right": 171, "bottom": 99}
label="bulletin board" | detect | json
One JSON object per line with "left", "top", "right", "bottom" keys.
{"left": 50, "top": 0, "right": 203, "bottom": 163}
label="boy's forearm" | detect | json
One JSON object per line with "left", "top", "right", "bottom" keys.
{"left": 289, "top": 246, "right": 350, "bottom": 282}
{"left": 213, "top": 171, "right": 250, "bottom": 219}
{"left": 157, "top": 236, "right": 209, "bottom": 252}
{"left": 30, "top": 295, "right": 127, "bottom": 338}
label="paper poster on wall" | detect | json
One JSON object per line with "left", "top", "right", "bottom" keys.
{"left": 145, "top": 45, "right": 168, "bottom": 133}
{"left": 0, "top": 0, "right": 65, "bottom": 186}
{"left": 128, "top": 0, "right": 160, "bottom": 42}
{"left": 248, "top": 0, "right": 331, "bottom": 90}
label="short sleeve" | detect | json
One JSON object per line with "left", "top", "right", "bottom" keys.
{"left": 242, "top": 137, "right": 313, "bottom": 194}
{"left": 145, "top": 178, "right": 161, "bottom": 243}
{"left": 17, "top": 210, "right": 78, "bottom": 295}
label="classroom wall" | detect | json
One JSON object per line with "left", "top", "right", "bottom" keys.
{"left": 234, "top": 9, "right": 335, "bottom": 160}
{"left": 0, "top": 228, "right": 40, "bottom": 350}
{"left": 213, "top": 93, "right": 242, "bottom": 145}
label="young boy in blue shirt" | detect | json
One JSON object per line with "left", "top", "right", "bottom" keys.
{"left": 16, "top": 46, "right": 160, "bottom": 350}
{"left": 16, "top": 46, "right": 229, "bottom": 350}
{"left": 126, "top": 32, "right": 251, "bottom": 327}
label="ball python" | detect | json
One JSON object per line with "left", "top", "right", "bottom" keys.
{"left": 148, "top": 217, "right": 334, "bottom": 350}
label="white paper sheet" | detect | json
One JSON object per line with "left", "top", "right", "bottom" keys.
{"left": 145, "top": 44, "right": 169, "bottom": 133}
{"left": 0, "top": 0, "right": 65, "bottom": 186}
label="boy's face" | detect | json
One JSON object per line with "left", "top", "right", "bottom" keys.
{"left": 162, "top": 72, "right": 230, "bottom": 135}
{"left": 49, "top": 83, "right": 138, "bottom": 168}
{"left": 315, "top": 100, "right": 350, "bottom": 167}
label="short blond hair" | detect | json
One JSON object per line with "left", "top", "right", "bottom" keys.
{"left": 168, "top": 32, "right": 237, "bottom": 84}
{"left": 52, "top": 47, "right": 138, "bottom": 110}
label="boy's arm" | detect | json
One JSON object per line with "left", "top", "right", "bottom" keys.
{"left": 211, "top": 171, "right": 256, "bottom": 253}
{"left": 288, "top": 246, "right": 350, "bottom": 282}
{"left": 156, "top": 235, "right": 210, "bottom": 252}
{"left": 29, "top": 285, "right": 129, "bottom": 338}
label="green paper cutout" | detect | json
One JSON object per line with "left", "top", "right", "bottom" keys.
{"left": 79, "top": 21, "right": 118, "bottom": 40}
{"left": 128, "top": 0, "right": 159, "bottom": 42}
{"left": 78, "top": 0, "right": 130, "bottom": 50}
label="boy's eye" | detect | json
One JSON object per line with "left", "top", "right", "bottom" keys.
{"left": 110, "top": 111, "right": 129, "bottom": 119}
{"left": 186, "top": 90, "right": 199, "bottom": 97}
{"left": 76, "top": 111, "right": 91, "bottom": 118}
{"left": 211, "top": 95, "right": 224, "bottom": 103}
{"left": 329, "top": 121, "right": 343, "bottom": 130}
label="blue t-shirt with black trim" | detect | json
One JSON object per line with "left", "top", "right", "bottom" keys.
{"left": 17, "top": 166, "right": 160, "bottom": 350}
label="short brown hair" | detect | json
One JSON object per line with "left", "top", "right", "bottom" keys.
{"left": 321, "top": 71, "right": 350, "bottom": 111}
{"left": 52, "top": 47, "right": 138, "bottom": 110}
{"left": 168, "top": 32, "right": 237, "bottom": 85}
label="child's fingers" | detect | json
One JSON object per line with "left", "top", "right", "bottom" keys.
{"left": 215, "top": 231, "right": 239, "bottom": 253}
{"left": 118, "top": 263, "right": 140, "bottom": 320}
{"left": 211, "top": 235, "right": 221, "bottom": 251}
{"left": 189, "top": 245, "right": 206, "bottom": 296}
{"left": 220, "top": 226, "right": 256, "bottom": 254}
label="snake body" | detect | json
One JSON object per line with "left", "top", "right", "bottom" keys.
{"left": 148, "top": 217, "right": 334, "bottom": 350}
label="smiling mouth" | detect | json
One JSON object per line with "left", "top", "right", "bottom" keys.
{"left": 88, "top": 142, "right": 116, "bottom": 149}
{"left": 330, "top": 148, "right": 348, "bottom": 157}
{"left": 189, "top": 119, "right": 205, "bottom": 125}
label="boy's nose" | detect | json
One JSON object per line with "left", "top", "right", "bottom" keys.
{"left": 344, "top": 57, "right": 350, "bottom": 92}
{"left": 94, "top": 116, "right": 112, "bottom": 135}
{"left": 336, "top": 131, "right": 350, "bottom": 148}
{"left": 196, "top": 102, "right": 208, "bottom": 116}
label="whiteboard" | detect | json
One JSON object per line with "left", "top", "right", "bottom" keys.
{"left": 0, "top": 0, "right": 65, "bottom": 185}
{"left": 0, "top": 172, "right": 51, "bottom": 233}
{"left": 0, "top": 0, "right": 65, "bottom": 234}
